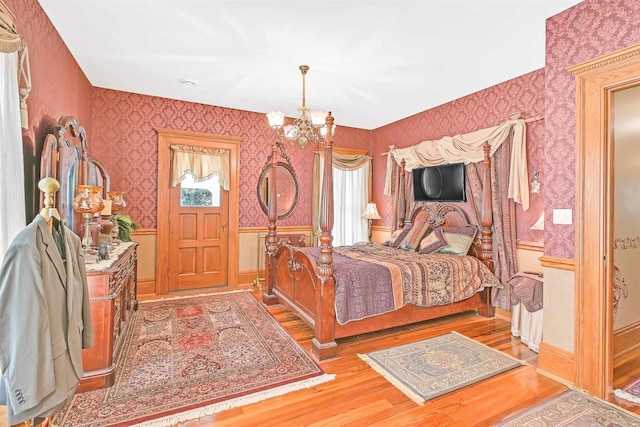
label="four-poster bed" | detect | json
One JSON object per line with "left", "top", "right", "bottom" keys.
{"left": 263, "top": 113, "right": 498, "bottom": 361}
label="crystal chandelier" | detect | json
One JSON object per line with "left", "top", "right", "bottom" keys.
{"left": 266, "top": 65, "right": 333, "bottom": 149}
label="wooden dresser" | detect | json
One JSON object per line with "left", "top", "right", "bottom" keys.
{"left": 79, "top": 242, "right": 138, "bottom": 392}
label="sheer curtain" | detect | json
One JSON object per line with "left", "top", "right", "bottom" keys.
{"left": 332, "top": 162, "right": 369, "bottom": 246}
{"left": 0, "top": 2, "right": 28, "bottom": 262}
{"left": 0, "top": 51, "right": 26, "bottom": 262}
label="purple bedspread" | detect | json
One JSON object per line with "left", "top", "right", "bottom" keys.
{"left": 299, "top": 244, "right": 501, "bottom": 325}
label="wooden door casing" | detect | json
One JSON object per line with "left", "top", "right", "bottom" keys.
{"left": 570, "top": 42, "right": 640, "bottom": 398}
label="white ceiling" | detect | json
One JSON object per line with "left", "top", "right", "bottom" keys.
{"left": 38, "top": 0, "right": 582, "bottom": 130}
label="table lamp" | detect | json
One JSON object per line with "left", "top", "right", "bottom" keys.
{"left": 362, "top": 202, "right": 381, "bottom": 243}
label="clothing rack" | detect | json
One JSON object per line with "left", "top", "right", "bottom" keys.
{"left": 38, "top": 177, "right": 61, "bottom": 231}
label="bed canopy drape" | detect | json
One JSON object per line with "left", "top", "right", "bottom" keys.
{"left": 384, "top": 117, "right": 530, "bottom": 310}
{"left": 384, "top": 117, "right": 529, "bottom": 211}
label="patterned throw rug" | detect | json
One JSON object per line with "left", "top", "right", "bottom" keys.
{"left": 495, "top": 390, "right": 640, "bottom": 426}
{"left": 53, "top": 291, "right": 334, "bottom": 427}
{"left": 358, "top": 331, "right": 524, "bottom": 404}
{"left": 615, "top": 377, "right": 640, "bottom": 403}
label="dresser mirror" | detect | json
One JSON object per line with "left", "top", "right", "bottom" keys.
{"left": 40, "top": 115, "right": 110, "bottom": 234}
{"left": 257, "top": 142, "right": 299, "bottom": 220}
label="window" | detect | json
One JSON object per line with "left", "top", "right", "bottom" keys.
{"left": 179, "top": 173, "right": 221, "bottom": 207}
{"left": 313, "top": 149, "right": 372, "bottom": 247}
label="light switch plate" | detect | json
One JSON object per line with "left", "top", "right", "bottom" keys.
{"left": 553, "top": 209, "right": 572, "bottom": 225}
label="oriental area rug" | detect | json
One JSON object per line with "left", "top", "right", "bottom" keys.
{"left": 53, "top": 291, "right": 334, "bottom": 427}
{"left": 495, "top": 389, "right": 640, "bottom": 426}
{"left": 614, "top": 377, "right": 640, "bottom": 403}
{"left": 359, "top": 331, "right": 524, "bottom": 404}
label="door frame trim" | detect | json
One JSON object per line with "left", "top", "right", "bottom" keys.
{"left": 569, "top": 42, "right": 640, "bottom": 398}
{"left": 156, "top": 128, "right": 241, "bottom": 295}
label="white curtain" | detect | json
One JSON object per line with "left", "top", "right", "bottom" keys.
{"left": 332, "top": 162, "right": 369, "bottom": 246}
{"left": 0, "top": 51, "right": 26, "bottom": 262}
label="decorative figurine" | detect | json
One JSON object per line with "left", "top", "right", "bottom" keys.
{"left": 98, "top": 242, "right": 110, "bottom": 260}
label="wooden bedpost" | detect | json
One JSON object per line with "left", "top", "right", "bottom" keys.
{"left": 398, "top": 159, "right": 407, "bottom": 227}
{"left": 263, "top": 141, "right": 280, "bottom": 305}
{"left": 312, "top": 112, "right": 338, "bottom": 360}
{"left": 478, "top": 141, "right": 495, "bottom": 317}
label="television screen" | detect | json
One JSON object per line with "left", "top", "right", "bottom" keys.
{"left": 412, "top": 163, "right": 466, "bottom": 202}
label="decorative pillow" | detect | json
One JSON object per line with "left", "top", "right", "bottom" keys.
{"left": 383, "top": 228, "right": 404, "bottom": 246}
{"left": 384, "top": 224, "right": 412, "bottom": 247}
{"left": 418, "top": 227, "right": 448, "bottom": 254}
{"left": 398, "top": 211, "right": 430, "bottom": 251}
{"left": 437, "top": 225, "right": 479, "bottom": 255}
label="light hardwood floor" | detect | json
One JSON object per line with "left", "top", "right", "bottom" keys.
{"left": 176, "top": 293, "right": 640, "bottom": 427}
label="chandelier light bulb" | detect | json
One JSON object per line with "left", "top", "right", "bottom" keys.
{"left": 267, "top": 111, "right": 285, "bottom": 128}
{"left": 310, "top": 110, "right": 327, "bottom": 126}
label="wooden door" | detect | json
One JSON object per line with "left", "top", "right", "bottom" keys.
{"left": 169, "top": 174, "right": 229, "bottom": 291}
{"left": 156, "top": 129, "right": 240, "bottom": 297}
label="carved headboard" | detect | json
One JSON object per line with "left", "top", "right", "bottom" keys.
{"left": 409, "top": 202, "right": 482, "bottom": 259}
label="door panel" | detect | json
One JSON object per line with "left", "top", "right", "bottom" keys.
{"left": 169, "top": 173, "right": 229, "bottom": 292}
{"left": 204, "top": 214, "right": 220, "bottom": 240}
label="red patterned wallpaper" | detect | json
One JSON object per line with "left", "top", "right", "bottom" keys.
{"left": 91, "top": 89, "right": 371, "bottom": 229}
{"left": 371, "top": 70, "right": 546, "bottom": 244}
{"left": 8, "top": 0, "right": 93, "bottom": 221}
{"left": 544, "top": 0, "right": 640, "bottom": 259}
{"left": 21, "top": 0, "right": 640, "bottom": 254}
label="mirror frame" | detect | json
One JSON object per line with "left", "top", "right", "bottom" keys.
{"left": 256, "top": 142, "right": 299, "bottom": 220}
{"left": 40, "top": 115, "right": 110, "bottom": 234}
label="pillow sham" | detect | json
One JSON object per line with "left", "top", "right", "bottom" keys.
{"left": 437, "top": 225, "right": 479, "bottom": 255}
{"left": 418, "top": 227, "right": 448, "bottom": 254}
{"left": 383, "top": 224, "right": 413, "bottom": 247}
{"left": 398, "top": 210, "right": 430, "bottom": 251}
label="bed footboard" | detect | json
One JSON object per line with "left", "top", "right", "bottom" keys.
{"left": 266, "top": 245, "right": 338, "bottom": 360}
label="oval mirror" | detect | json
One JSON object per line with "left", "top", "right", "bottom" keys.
{"left": 257, "top": 161, "right": 299, "bottom": 220}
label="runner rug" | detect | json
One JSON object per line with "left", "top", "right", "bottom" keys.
{"left": 358, "top": 331, "right": 524, "bottom": 404}
{"left": 53, "top": 291, "right": 334, "bottom": 427}
{"left": 614, "top": 377, "right": 640, "bottom": 403}
{"left": 495, "top": 389, "right": 640, "bottom": 426}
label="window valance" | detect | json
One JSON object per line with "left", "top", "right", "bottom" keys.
{"left": 170, "top": 144, "right": 230, "bottom": 190}
{"left": 331, "top": 151, "right": 372, "bottom": 171}
{"left": 0, "top": 1, "right": 30, "bottom": 129}
{"left": 384, "top": 118, "right": 529, "bottom": 210}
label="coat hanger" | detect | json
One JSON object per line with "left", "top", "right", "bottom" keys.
{"left": 39, "top": 177, "right": 61, "bottom": 231}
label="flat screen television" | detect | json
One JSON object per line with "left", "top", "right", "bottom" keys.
{"left": 412, "top": 162, "right": 466, "bottom": 202}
